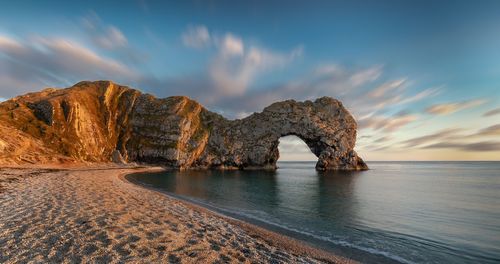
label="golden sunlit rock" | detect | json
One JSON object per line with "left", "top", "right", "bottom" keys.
{"left": 0, "top": 80, "right": 367, "bottom": 170}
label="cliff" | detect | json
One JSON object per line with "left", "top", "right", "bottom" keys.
{"left": 0, "top": 81, "right": 367, "bottom": 170}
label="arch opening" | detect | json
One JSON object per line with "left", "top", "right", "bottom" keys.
{"left": 277, "top": 135, "right": 317, "bottom": 162}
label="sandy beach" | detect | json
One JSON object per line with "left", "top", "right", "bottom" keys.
{"left": 0, "top": 166, "right": 354, "bottom": 263}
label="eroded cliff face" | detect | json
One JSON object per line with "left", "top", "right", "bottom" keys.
{"left": 0, "top": 81, "right": 367, "bottom": 170}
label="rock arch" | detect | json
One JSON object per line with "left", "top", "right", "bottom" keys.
{"left": 195, "top": 97, "right": 368, "bottom": 170}
{"left": 0, "top": 81, "right": 367, "bottom": 170}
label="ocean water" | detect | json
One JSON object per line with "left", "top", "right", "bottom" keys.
{"left": 127, "top": 161, "right": 500, "bottom": 263}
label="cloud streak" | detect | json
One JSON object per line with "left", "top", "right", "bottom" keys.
{"left": 367, "top": 78, "right": 406, "bottom": 98}
{"left": 210, "top": 34, "right": 302, "bottom": 97}
{"left": 181, "top": 25, "right": 211, "bottom": 49}
{"left": 81, "top": 12, "right": 146, "bottom": 65}
{"left": 358, "top": 112, "right": 418, "bottom": 132}
{"left": 82, "top": 13, "right": 128, "bottom": 50}
{"left": 395, "top": 122, "right": 500, "bottom": 153}
{"left": 483, "top": 107, "right": 500, "bottom": 117}
{"left": 401, "top": 128, "right": 464, "bottom": 147}
{"left": 423, "top": 141, "right": 500, "bottom": 152}
{"left": 474, "top": 124, "right": 500, "bottom": 137}
{"left": 426, "top": 99, "right": 486, "bottom": 115}
{"left": 0, "top": 35, "right": 137, "bottom": 98}
{"left": 178, "top": 26, "right": 303, "bottom": 102}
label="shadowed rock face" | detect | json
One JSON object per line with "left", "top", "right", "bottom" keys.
{"left": 0, "top": 81, "right": 367, "bottom": 170}
{"left": 195, "top": 97, "right": 367, "bottom": 170}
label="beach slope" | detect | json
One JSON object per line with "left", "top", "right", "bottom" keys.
{"left": 0, "top": 166, "right": 353, "bottom": 263}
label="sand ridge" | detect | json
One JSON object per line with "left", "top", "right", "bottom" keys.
{"left": 0, "top": 166, "right": 355, "bottom": 263}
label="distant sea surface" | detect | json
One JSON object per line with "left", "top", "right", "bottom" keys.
{"left": 127, "top": 161, "right": 500, "bottom": 264}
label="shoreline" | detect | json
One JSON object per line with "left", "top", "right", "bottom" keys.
{"left": 120, "top": 168, "right": 354, "bottom": 264}
{"left": 0, "top": 165, "right": 356, "bottom": 263}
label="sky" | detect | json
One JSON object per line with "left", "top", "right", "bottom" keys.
{"left": 0, "top": 0, "right": 499, "bottom": 161}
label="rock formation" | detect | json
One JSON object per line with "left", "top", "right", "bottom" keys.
{"left": 0, "top": 81, "right": 368, "bottom": 170}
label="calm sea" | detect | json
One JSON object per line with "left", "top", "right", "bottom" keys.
{"left": 127, "top": 161, "right": 500, "bottom": 263}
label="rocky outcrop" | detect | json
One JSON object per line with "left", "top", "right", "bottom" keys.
{"left": 0, "top": 81, "right": 367, "bottom": 170}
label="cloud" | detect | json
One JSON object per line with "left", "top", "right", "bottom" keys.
{"left": 174, "top": 26, "right": 434, "bottom": 127}
{"left": 82, "top": 12, "right": 128, "bottom": 50}
{"left": 278, "top": 135, "right": 314, "bottom": 153}
{"left": 0, "top": 97, "right": 6, "bottom": 102}
{"left": 209, "top": 33, "right": 302, "bottom": 98}
{"left": 219, "top": 34, "right": 244, "bottom": 56}
{"left": 401, "top": 128, "right": 463, "bottom": 147}
{"left": 176, "top": 27, "right": 304, "bottom": 102}
{"left": 181, "top": 25, "right": 211, "bottom": 49}
{"left": 402, "top": 125, "right": 500, "bottom": 152}
{"left": 0, "top": 36, "right": 23, "bottom": 50}
{"left": 313, "top": 64, "right": 344, "bottom": 76}
{"left": 81, "top": 12, "right": 146, "bottom": 65}
{"left": 368, "top": 78, "right": 406, "bottom": 98}
{"left": 278, "top": 135, "right": 317, "bottom": 160}
{"left": 373, "top": 136, "right": 392, "bottom": 143}
{"left": 197, "top": 61, "right": 437, "bottom": 128}
{"left": 0, "top": 34, "right": 137, "bottom": 98}
{"left": 396, "top": 87, "right": 442, "bottom": 105}
{"left": 474, "top": 124, "right": 500, "bottom": 137}
{"left": 425, "top": 99, "right": 487, "bottom": 115}
{"left": 358, "top": 135, "right": 373, "bottom": 140}
{"left": 349, "top": 65, "right": 383, "bottom": 86}
{"left": 483, "top": 107, "right": 500, "bottom": 117}
{"left": 423, "top": 141, "right": 500, "bottom": 152}
{"left": 214, "top": 64, "right": 385, "bottom": 116}
{"left": 358, "top": 112, "right": 418, "bottom": 132}
{"left": 36, "top": 37, "right": 135, "bottom": 76}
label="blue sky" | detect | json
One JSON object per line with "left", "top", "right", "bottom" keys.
{"left": 1, "top": 0, "right": 499, "bottom": 160}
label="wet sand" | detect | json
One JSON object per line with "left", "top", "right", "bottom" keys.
{"left": 0, "top": 166, "right": 355, "bottom": 263}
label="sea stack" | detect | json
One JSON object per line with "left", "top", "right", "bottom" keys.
{"left": 0, "top": 81, "right": 368, "bottom": 170}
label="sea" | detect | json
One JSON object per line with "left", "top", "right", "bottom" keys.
{"left": 126, "top": 161, "right": 500, "bottom": 264}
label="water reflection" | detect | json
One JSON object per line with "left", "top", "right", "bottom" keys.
{"left": 316, "top": 170, "right": 361, "bottom": 226}
{"left": 148, "top": 169, "right": 280, "bottom": 211}
{"left": 131, "top": 165, "right": 364, "bottom": 229}
{"left": 126, "top": 161, "right": 500, "bottom": 264}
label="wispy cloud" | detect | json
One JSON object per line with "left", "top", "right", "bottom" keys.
{"left": 401, "top": 128, "right": 464, "bottom": 147}
{"left": 474, "top": 124, "right": 500, "bottom": 137}
{"left": 82, "top": 12, "right": 128, "bottom": 50}
{"left": 398, "top": 124, "right": 500, "bottom": 153}
{"left": 425, "top": 99, "right": 487, "bottom": 115}
{"left": 349, "top": 65, "right": 383, "bottom": 86}
{"left": 81, "top": 12, "right": 146, "bottom": 64}
{"left": 396, "top": 87, "right": 442, "bottom": 105}
{"left": 483, "top": 107, "right": 500, "bottom": 117}
{"left": 181, "top": 25, "right": 211, "bottom": 49}
{"left": 358, "top": 112, "right": 418, "bottom": 132}
{"left": 202, "top": 63, "right": 385, "bottom": 118}
{"left": 373, "top": 136, "right": 392, "bottom": 143}
{"left": 179, "top": 26, "right": 303, "bottom": 100}
{"left": 0, "top": 34, "right": 137, "bottom": 98}
{"left": 368, "top": 78, "right": 406, "bottom": 98}
{"left": 210, "top": 34, "right": 302, "bottom": 97}
{"left": 423, "top": 141, "right": 500, "bottom": 152}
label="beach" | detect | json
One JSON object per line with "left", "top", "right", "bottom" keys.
{"left": 0, "top": 165, "right": 353, "bottom": 264}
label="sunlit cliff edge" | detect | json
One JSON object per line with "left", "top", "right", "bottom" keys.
{"left": 0, "top": 81, "right": 367, "bottom": 170}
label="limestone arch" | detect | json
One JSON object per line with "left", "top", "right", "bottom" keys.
{"left": 211, "top": 97, "right": 368, "bottom": 170}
